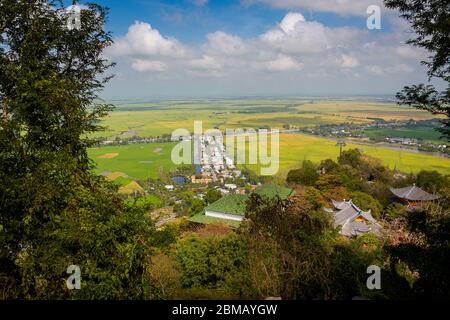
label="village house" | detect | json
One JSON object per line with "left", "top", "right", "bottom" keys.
{"left": 203, "top": 184, "right": 295, "bottom": 222}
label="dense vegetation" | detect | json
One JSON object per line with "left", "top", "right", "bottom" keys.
{"left": 0, "top": 0, "right": 157, "bottom": 299}
{"left": 145, "top": 150, "right": 449, "bottom": 300}
{"left": 384, "top": 0, "right": 450, "bottom": 141}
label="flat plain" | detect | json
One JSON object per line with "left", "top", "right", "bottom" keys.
{"left": 88, "top": 99, "right": 449, "bottom": 180}
{"left": 93, "top": 99, "right": 440, "bottom": 138}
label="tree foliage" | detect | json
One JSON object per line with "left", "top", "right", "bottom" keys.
{"left": 384, "top": 0, "right": 450, "bottom": 140}
{"left": 0, "top": 0, "right": 154, "bottom": 299}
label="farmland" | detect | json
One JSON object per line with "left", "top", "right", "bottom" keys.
{"left": 88, "top": 142, "right": 178, "bottom": 180}
{"left": 364, "top": 126, "right": 444, "bottom": 144}
{"left": 88, "top": 133, "right": 450, "bottom": 181}
{"left": 87, "top": 98, "right": 449, "bottom": 181}
{"left": 250, "top": 133, "right": 450, "bottom": 177}
{"left": 93, "top": 98, "right": 440, "bottom": 139}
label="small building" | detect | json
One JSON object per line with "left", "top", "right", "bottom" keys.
{"left": 204, "top": 184, "right": 295, "bottom": 223}
{"left": 325, "top": 200, "right": 382, "bottom": 237}
{"left": 205, "top": 194, "right": 248, "bottom": 222}
{"left": 390, "top": 185, "right": 439, "bottom": 211}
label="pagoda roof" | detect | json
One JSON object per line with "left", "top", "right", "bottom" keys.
{"left": 327, "top": 199, "right": 381, "bottom": 237}
{"left": 390, "top": 185, "right": 439, "bottom": 201}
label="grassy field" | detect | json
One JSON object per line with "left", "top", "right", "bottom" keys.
{"left": 88, "top": 142, "right": 178, "bottom": 180}
{"left": 88, "top": 134, "right": 450, "bottom": 181}
{"left": 93, "top": 99, "right": 439, "bottom": 139}
{"left": 249, "top": 134, "right": 450, "bottom": 176}
{"left": 365, "top": 126, "right": 444, "bottom": 143}
{"left": 87, "top": 99, "right": 448, "bottom": 180}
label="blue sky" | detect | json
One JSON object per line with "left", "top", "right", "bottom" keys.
{"left": 66, "top": 1, "right": 434, "bottom": 98}
{"left": 78, "top": 0, "right": 391, "bottom": 41}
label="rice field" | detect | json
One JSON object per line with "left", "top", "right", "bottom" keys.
{"left": 87, "top": 99, "right": 448, "bottom": 180}
{"left": 248, "top": 134, "right": 450, "bottom": 177}
{"left": 88, "top": 134, "right": 450, "bottom": 181}
{"left": 88, "top": 142, "right": 178, "bottom": 180}
{"left": 92, "top": 99, "right": 440, "bottom": 139}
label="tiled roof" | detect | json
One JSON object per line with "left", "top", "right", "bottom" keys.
{"left": 326, "top": 200, "right": 382, "bottom": 237}
{"left": 390, "top": 185, "right": 439, "bottom": 201}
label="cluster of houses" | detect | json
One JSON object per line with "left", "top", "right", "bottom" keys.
{"left": 196, "top": 183, "right": 440, "bottom": 238}
{"left": 191, "top": 134, "right": 243, "bottom": 184}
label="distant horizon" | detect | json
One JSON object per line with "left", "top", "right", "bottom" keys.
{"left": 101, "top": 93, "right": 398, "bottom": 102}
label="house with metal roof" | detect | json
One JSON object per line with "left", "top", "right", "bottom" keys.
{"left": 204, "top": 194, "right": 248, "bottom": 222}
{"left": 390, "top": 184, "right": 439, "bottom": 211}
{"left": 202, "top": 184, "right": 295, "bottom": 222}
{"left": 325, "top": 199, "right": 382, "bottom": 237}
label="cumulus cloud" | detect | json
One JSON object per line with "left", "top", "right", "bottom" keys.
{"left": 264, "top": 54, "right": 304, "bottom": 71}
{"left": 110, "top": 21, "right": 187, "bottom": 58}
{"left": 131, "top": 59, "right": 167, "bottom": 72}
{"left": 106, "top": 11, "right": 425, "bottom": 96}
{"left": 242, "top": 0, "right": 386, "bottom": 16}
{"left": 189, "top": 55, "right": 222, "bottom": 70}
{"left": 205, "top": 31, "right": 248, "bottom": 55}
{"left": 261, "top": 13, "right": 330, "bottom": 53}
{"left": 260, "top": 12, "right": 362, "bottom": 54}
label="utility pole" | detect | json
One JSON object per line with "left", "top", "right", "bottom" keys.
{"left": 336, "top": 138, "right": 346, "bottom": 160}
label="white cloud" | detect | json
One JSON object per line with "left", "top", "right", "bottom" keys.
{"left": 131, "top": 59, "right": 167, "bottom": 72}
{"left": 366, "top": 65, "right": 384, "bottom": 76}
{"left": 242, "top": 0, "right": 386, "bottom": 16}
{"left": 264, "top": 54, "right": 304, "bottom": 71}
{"left": 205, "top": 31, "right": 248, "bottom": 55}
{"left": 279, "top": 12, "right": 305, "bottom": 33}
{"left": 189, "top": 55, "right": 222, "bottom": 70}
{"left": 341, "top": 54, "right": 360, "bottom": 68}
{"left": 261, "top": 12, "right": 361, "bottom": 54}
{"left": 105, "top": 12, "right": 427, "bottom": 96}
{"left": 110, "top": 21, "right": 187, "bottom": 58}
{"left": 396, "top": 46, "right": 424, "bottom": 60}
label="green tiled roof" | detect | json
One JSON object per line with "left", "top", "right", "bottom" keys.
{"left": 205, "top": 194, "right": 248, "bottom": 216}
{"left": 189, "top": 213, "right": 241, "bottom": 228}
{"left": 254, "top": 184, "right": 294, "bottom": 200}
{"left": 204, "top": 184, "right": 294, "bottom": 217}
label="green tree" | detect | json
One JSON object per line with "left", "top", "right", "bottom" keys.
{"left": 171, "top": 234, "right": 252, "bottom": 299}
{"left": 286, "top": 160, "right": 319, "bottom": 186}
{"left": 242, "top": 193, "right": 377, "bottom": 299}
{"left": 416, "top": 170, "right": 448, "bottom": 193}
{"left": 204, "top": 189, "right": 222, "bottom": 204}
{"left": 0, "top": 0, "right": 154, "bottom": 299}
{"left": 350, "top": 191, "right": 383, "bottom": 219}
{"left": 384, "top": 0, "right": 450, "bottom": 141}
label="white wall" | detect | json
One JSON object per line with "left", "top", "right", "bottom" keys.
{"left": 205, "top": 210, "right": 244, "bottom": 222}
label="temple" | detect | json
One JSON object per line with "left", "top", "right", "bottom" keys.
{"left": 325, "top": 199, "right": 382, "bottom": 237}
{"left": 389, "top": 184, "right": 439, "bottom": 211}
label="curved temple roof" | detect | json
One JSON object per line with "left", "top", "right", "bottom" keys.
{"left": 390, "top": 185, "right": 439, "bottom": 201}
{"left": 327, "top": 199, "right": 382, "bottom": 237}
